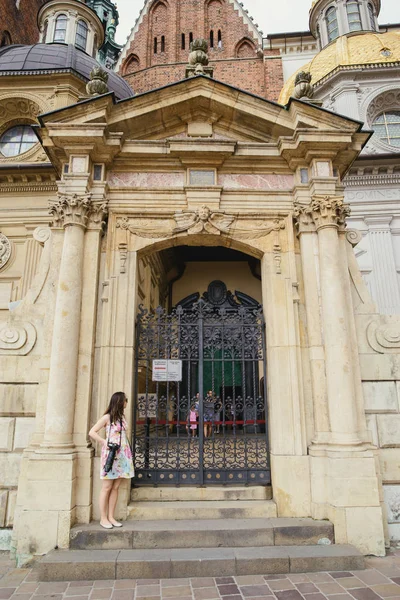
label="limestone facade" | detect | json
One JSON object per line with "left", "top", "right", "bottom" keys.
{"left": 1, "top": 67, "right": 399, "bottom": 561}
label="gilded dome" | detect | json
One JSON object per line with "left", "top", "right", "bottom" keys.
{"left": 279, "top": 31, "right": 400, "bottom": 105}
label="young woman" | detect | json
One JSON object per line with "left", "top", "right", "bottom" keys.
{"left": 89, "top": 391, "right": 134, "bottom": 529}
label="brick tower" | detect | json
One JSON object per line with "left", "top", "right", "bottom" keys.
{"left": 116, "top": 0, "right": 284, "bottom": 101}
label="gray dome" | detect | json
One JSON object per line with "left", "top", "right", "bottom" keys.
{"left": 0, "top": 43, "right": 133, "bottom": 101}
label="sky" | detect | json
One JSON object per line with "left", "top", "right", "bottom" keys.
{"left": 115, "top": 0, "right": 399, "bottom": 46}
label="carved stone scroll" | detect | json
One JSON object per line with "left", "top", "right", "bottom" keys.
{"left": 367, "top": 317, "right": 400, "bottom": 354}
{"left": 0, "top": 321, "right": 37, "bottom": 355}
{"left": 0, "top": 233, "right": 12, "bottom": 269}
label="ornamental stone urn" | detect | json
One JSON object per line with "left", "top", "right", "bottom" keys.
{"left": 186, "top": 39, "right": 214, "bottom": 78}
{"left": 86, "top": 67, "right": 109, "bottom": 96}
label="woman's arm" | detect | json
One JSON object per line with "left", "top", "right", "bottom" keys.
{"left": 89, "top": 414, "right": 109, "bottom": 447}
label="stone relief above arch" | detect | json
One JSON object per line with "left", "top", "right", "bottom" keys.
{"left": 115, "top": 206, "right": 286, "bottom": 273}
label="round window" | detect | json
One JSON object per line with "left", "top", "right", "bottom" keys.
{"left": 373, "top": 111, "right": 400, "bottom": 148}
{"left": 0, "top": 125, "right": 37, "bottom": 157}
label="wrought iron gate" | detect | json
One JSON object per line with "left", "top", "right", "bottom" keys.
{"left": 132, "top": 285, "right": 270, "bottom": 485}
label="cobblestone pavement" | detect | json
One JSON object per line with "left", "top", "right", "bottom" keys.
{"left": 1, "top": 549, "right": 400, "bottom": 600}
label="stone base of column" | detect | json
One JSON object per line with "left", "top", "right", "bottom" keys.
{"left": 309, "top": 450, "right": 385, "bottom": 556}
{"left": 270, "top": 454, "right": 312, "bottom": 518}
{"left": 12, "top": 449, "right": 78, "bottom": 562}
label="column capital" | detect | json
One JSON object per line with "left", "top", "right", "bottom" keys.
{"left": 310, "top": 195, "right": 350, "bottom": 231}
{"left": 49, "top": 193, "right": 108, "bottom": 230}
{"left": 293, "top": 201, "right": 316, "bottom": 234}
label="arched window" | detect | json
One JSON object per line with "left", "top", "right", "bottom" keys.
{"left": 0, "top": 31, "right": 11, "bottom": 47}
{"left": 368, "top": 3, "right": 376, "bottom": 30}
{"left": 346, "top": 0, "right": 362, "bottom": 32}
{"left": 181, "top": 33, "right": 185, "bottom": 50}
{"left": 373, "top": 112, "right": 400, "bottom": 147}
{"left": 217, "top": 29, "right": 222, "bottom": 48}
{"left": 161, "top": 35, "right": 165, "bottom": 52}
{"left": 75, "top": 19, "right": 88, "bottom": 51}
{"left": 53, "top": 14, "right": 67, "bottom": 43}
{"left": 154, "top": 37, "right": 158, "bottom": 54}
{"left": 93, "top": 34, "right": 97, "bottom": 57}
{"left": 42, "top": 20, "right": 48, "bottom": 43}
{"left": 0, "top": 125, "right": 37, "bottom": 157}
{"left": 210, "top": 30, "right": 214, "bottom": 48}
{"left": 326, "top": 6, "right": 339, "bottom": 42}
{"left": 189, "top": 32, "right": 193, "bottom": 45}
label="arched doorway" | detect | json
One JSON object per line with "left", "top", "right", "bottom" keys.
{"left": 132, "top": 246, "right": 270, "bottom": 486}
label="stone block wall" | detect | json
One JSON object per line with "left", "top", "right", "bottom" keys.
{"left": 0, "top": 416, "right": 36, "bottom": 530}
{"left": 364, "top": 381, "right": 400, "bottom": 541}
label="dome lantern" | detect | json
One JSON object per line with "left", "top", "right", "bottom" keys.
{"left": 38, "top": 0, "right": 105, "bottom": 58}
{"left": 309, "top": 0, "right": 381, "bottom": 50}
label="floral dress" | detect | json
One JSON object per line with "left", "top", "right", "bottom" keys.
{"left": 100, "top": 417, "right": 135, "bottom": 480}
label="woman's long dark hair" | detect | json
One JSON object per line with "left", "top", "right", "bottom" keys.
{"left": 104, "top": 391, "right": 126, "bottom": 425}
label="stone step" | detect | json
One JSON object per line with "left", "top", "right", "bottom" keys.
{"left": 70, "top": 518, "right": 334, "bottom": 550}
{"left": 127, "top": 500, "right": 278, "bottom": 520}
{"left": 37, "top": 544, "right": 364, "bottom": 581}
{"left": 131, "top": 485, "right": 272, "bottom": 502}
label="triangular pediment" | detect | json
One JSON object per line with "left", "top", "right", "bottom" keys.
{"left": 38, "top": 75, "right": 370, "bottom": 173}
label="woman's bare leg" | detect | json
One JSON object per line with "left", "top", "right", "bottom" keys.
{"left": 108, "top": 478, "right": 123, "bottom": 524}
{"left": 99, "top": 480, "right": 114, "bottom": 526}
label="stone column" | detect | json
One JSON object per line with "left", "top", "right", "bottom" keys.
{"left": 293, "top": 203, "right": 330, "bottom": 442}
{"left": 42, "top": 193, "right": 107, "bottom": 450}
{"left": 310, "top": 195, "right": 361, "bottom": 446}
{"left": 365, "top": 217, "right": 400, "bottom": 315}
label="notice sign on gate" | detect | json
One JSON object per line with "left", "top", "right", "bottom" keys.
{"left": 152, "top": 359, "right": 182, "bottom": 381}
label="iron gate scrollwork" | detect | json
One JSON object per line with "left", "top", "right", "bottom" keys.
{"left": 132, "top": 286, "right": 270, "bottom": 485}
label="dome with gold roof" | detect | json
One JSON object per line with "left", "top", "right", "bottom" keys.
{"left": 279, "top": 30, "right": 400, "bottom": 105}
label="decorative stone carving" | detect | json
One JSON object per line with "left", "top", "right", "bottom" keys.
{"left": 345, "top": 229, "right": 363, "bottom": 247}
{"left": 367, "top": 316, "right": 400, "bottom": 354}
{"left": 309, "top": 196, "right": 351, "bottom": 230}
{"left": 174, "top": 205, "right": 234, "bottom": 235}
{"left": 86, "top": 67, "right": 109, "bottom": 97}
{"left": 116, "top": 216, "right": 175, "bottom": 238}
{"left": 33, "top": 226, "right": 51, "bottom": 246}
{"left": 116, "top": 209, "right": 285, "bottom": 242}
{"left": 185, "top": 39, "right": 214, "bottom": 78}
{"left": 118, "top": 242, "right": 128, "bottom": 274}
{"left": 49, "top": 193, "right": 108, "bottom": 229}
{"left": 0, "top": 233, "right": 12, "bottom": 270}
{"left": 0, "top": 98, "right": 40, "bottom": 120}
{"left": 294, "top": 71, "right": 314, "bottom": 100}
{"left": 366, "top": 89, "right": 400, "bottom": 125}
{"left": 293, "top": 202, "right": 315, "bottom": 234}
{"left": 0, "top": 322, "right": 37, "bottom": 355}
{"left": 293, "top": 72, "right": 322, "bottom": 106}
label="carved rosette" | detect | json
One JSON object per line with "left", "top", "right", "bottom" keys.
{"left": 49, "top": 193, "right": 108, "bottom": 230}
{"left": 0, "top": 233, "right": 12, "bottom": 269}
{"left": 309, "top": 196, "right": 351, "bottom": 231}
{"left": 293, "top": 202, "right": 315, "bottom": 234}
